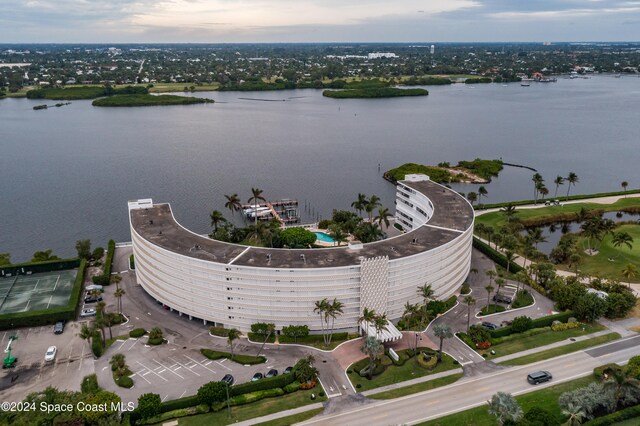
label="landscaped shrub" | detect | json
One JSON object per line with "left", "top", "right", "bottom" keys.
{"left": 416, "top": 352, "right": 438, "bottom": 369}
{"left": 299, "top": 380, "right": 317, "bottom": 390}
{"left": 147, "top": 327, "right": 164, "bottom": 345}
{"left": 91, "top": 331, "right": 104, "bottom": 357}
{"left": 230, "top": 388, "right": 284, "bottom": 406}
{"left": 585, "top": 404, "right": 640, "bottom": 425}
{"left": 279, "top": 331, "right": 348, "bottom": 345}
{"left": 158, "top": 395, "right": 200, "bottom": 413}
{"left": 92, "top": 240, "right": 115, "bottom": 285}
{"left": 461, "top": 284, "right": 471, "bottom": 295}
{"left": 284, "top": 381, "right": 301, "bottom": 393}
{"left": 476, "top": 341, "right": 492, "bottom": 350}
{"left": 200, "top": 348, "right": 266, "bottom": 365}
{"left": 196, "top": 404, "right": 209, "bottom": 414}
{"left": 346, "top": 369, "right": 353, "bottom": 374}
{"left": 197, "top": 381, "right": 227, "bottom": 405}
{"left": 511, "top": 316, "right": 533, "bottom": 333}
{"left": 356, "top": 383, "right": 362, "bottom": 389}
{"left": 208, "top": 326, "right": 230, "bottom": 337}
{"left": 80, "top": 374, "right": 101, "bottom": 394}
{"left": 593, "top": 363, "right": 624, "bottom": 381}
{"left": 116, "top": 376, "right": 134, "bottom": 388}
{"left": 490, "top": 311, "right": 574, "bottom": 338}
{"left": 230, "top": 370, "right": 296, "bottom": 396}
{"left": 129, "top": 328, "right": 146, "bottom": 338}
{"left": 551, "top": 321, "right": 580, "bottom": 331}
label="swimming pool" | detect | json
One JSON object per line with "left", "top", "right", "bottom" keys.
{"left": 314, "top": 231, "right": 336, "bottom": 243}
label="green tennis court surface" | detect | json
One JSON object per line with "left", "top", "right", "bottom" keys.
{"left": 0, "top": 270, "right": 77, "bottom": 314}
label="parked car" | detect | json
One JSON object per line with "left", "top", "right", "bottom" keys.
{"left": 481, "top": 321, "right": 499, "bottom": 330}
{"left": 85, "top": 285, "right": 103, "bottom": 292}
{"left": 527, "top": 371, "right": 553, "bottom": 385}
{"left": 45, "top": 346, "right": 57, "bottom": 362}
{"left": 251, "top": 372, "right": 263, "bottom": 382}
{"left": 283, "top": 366, "right": 293, "bottom": 374}
{"left": 84, "top": 295, "right": 103, "bottom": 303}
{"left": 80, "top": 307, "right": 96, "bottom": 318}
{"left": 221, "top": 374, "right": 234, "bottom": 386}
{"left": 265, "top": 369, "right": 278, "bottom": 378}
{"left": 53, "top": 321, "right": 65, "bottom": 334}
{"left": 493, "top": 294, "right": 513, "bottom": 304}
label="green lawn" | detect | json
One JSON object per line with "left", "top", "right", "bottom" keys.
{"left": 279, "top": 333, "right": 361, "bottom": 350}
{"left": 480, "top": 323, "right": 605, "bottom": 360}
{"left": 348, "top": 351, "right": 459, "bottom": 392}
{"left": 608, "top": 418, "right": 640, "bottom": 426}
{"left": 499, "top": 332, "right": 621, "bottom": 366}
{"left": 368, "top": 373, "right": 464, "bottom": 400}
{"left": 568, "top": 224, "right": 640, "bottom": 282}
{"left": 475, "top": 197, "right": 640, "bottom": 231}
{"left": 418, "top": 375, "right": 595, "bottom": 426}
{"left": 177, "top": 384, "right": 325, "bottom": 426}
{"left": 478, "top": 304, "right": 506, "bottom": 316}
{"left": 253, "top": 408, "right": 324, "bottom": 426}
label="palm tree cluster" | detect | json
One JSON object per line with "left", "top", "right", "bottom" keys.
{"left": 358, "top": 307, "right": 389, "bottom": 339}
{"left": 321, "top": 207, "right": 387, "bottom": 244}
{"left": 580, "top": 214, "right": 617, "bottom": 254}
{"left": 313, "top": 298, "right": 344, "bottom": 346}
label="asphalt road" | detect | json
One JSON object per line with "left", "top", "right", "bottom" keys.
{"left": 298, "top": 335, "right": 640, "bottom": 426}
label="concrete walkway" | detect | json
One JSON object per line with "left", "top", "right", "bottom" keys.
{"left": 491, "top": 329, "right": 617, "bottom": 363}
{"left": 232, "top": 402, "right": 325, "bottom": 426}
{"left": 361, "top": 368, "right": 463, "bottom": 396}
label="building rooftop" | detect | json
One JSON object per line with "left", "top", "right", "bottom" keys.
{"left": 130, "top": 179, "right": 474, "bottom": 269}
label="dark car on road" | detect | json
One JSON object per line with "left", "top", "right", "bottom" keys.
{"left": 265, "top": 369, "right": 278, "bottom": 378}
{"left": 251, "top": 372, "right": 263, "bottom": 381}
{"left": 481, "top": 321, "right": 499, "bottom": 330}
{"left": 527, "top": 371, "right": 553, "bottom": 384}
{"left": 53, "top": 321, "right": 65, "bottom": 334}
{"left": 284, "top": 366, "right": 293, "bottom": 374}
{"left": 221, "top": 374, "right": 234, "bottom": 386}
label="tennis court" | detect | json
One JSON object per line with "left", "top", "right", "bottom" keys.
{"left": 0, "top": 270, "right": 77, "bottom": 314}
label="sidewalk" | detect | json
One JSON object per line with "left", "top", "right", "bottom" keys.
{"left": 492, "top": 329, "right": 617, "bottom": 363}
{"left": 361, "top": 368, "right": 463, "bottom": 396}
{"left": 232, "top": 402, "right": 325, "bottom": 426}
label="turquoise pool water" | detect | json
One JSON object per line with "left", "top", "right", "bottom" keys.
{"left": 314, "top": 231, "right": 335, "bottom": 243}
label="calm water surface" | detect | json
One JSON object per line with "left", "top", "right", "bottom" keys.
{"left": 1, "top": 75, "right": 638, "bottom": 262}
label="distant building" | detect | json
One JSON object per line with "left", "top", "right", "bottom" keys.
{"left": 430, "top": 45, "right": 435, "bottom": 55}
{"left": 368, "top": 52, "right": 397, "bottom": 59}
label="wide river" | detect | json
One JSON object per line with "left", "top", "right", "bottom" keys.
{"left": 1, "top": 75, "right": 638, "bottom": 262}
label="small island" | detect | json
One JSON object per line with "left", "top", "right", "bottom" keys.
{"left": 27, "top": 85, "right": 148, "bottom": 100}
{"left": 92, "top": 94, "right": 213, "bottom": 107}
{"left": 322, "top": 87, "right": 428, "bottom": 99}
{"left": 384, "top": 159, "right": 503, "bottom": 184}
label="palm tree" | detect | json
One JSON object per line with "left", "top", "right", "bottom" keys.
{"left": 248, "top": 187, "right": 266, "bottom": 227}
{"left": 365, "top": 195, "right": 382, "bottom": 222}
{"left": 463, "top": 296, "right": 476, "bottom": 332}
{"left": 224, "top": 193, "right": 242, "bottom": 215}
{"left": 569, "top": 253, "right": 582, "bottom": 275}
{"left": 538, "top": 185, "right": 549, "bottom": 200}
{"left": 257, "top": 323, "right": 275, "bottom": 356}
{"left": 328, "top": 224, "right": 347, "bottom": 247}
{"left": 554, "top": 175, "right": 564, "bottom": 198}
{"left": 372, "top": 313, "right": 388, "bottom": 340}
{"left": 374, "top": 207, "right": 392, "bottom": 229}
{"left": 78, "top": 323, "right": 94, "bottom": 351}
{"left": 467, "top": 191, "right": 478, "bottom": 206}
{"left": 114, "top": 287, "right": 126, "bottom": 314}
{"left": 500, "top": 203, "right": 518, "bottom": 222}
{"left": 110, "top": 353, "right": 126, "bottom": 371}
{"left": 433, "top": 324, "right": 453, "bottom": 361}
{"left": 494, "top": 278, "right": 506, "bottom": 307}
{"left": 562, "top": 403, "right": 586, "bottom": 426}
{"left": 526, "top": 227, "right": 547, "bottom": 250}
{"left": 485, "top": 270, "right": 497, "bottom": 288}
{"left": 488, "top": 392, "right": 523, "bottom": 426}
{"left": 402, "top": 302, "right": 420, "bottom": 329}
{"left": 622, "top": 263, "right": 637, "bottom": 288}
{"left": 358, "top": 307, "right": 377, "bottom": 333}
{"left": 485, "top": 284, "right": 495, "bottom": 311}
{"left": 566, "top": 172, "right": 579, "bottom": 198}
{"left": 485, "top": 226, "right": 495, "bottom": 249}
{"left": 210, "top": 210, "right": 227, "bottom": 233}
{"left": 227, "top": 328, "right": 241, "bottom": 358}
{"left": 603, "top": 368, "right": 640, "bottom": 408}
{"left": 360, "top": 336, "right": 384, "bottom": 379}
{"left": 417, "top": 284, "right": 435, "bottom": 325}
{"left": 478, "top": 186, "right": 488, "bottom": 206}
{"left": 313, "top": 298, "right": 329, "bottom": 344}
{"left": 351, "top": 193, "right": 367, "bottom": 217}
{"left": 612, "top": 231, "right": 633, "bottom": 259}
{"left": 326, "top": 298, "right": 344, "bottom": 345}
{"left": 504, "top": 251, "right": 516, "bottom": 274}
{"left": 621, "top": 181, "right": 629, "bottom": 197}
{"left": 532, "top": 173, "right": 543, "bottom": 204}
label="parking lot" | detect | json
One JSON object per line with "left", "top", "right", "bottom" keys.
{"left": 0, "top": 321, "right": 94, "bottom": 402}
{"left": 494, "top": 285, "right": 518, "bottom": 305}
{"left": 96, "top": 334, "right": 302, "bottom": 402}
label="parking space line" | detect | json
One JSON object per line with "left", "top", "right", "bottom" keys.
{"left": 168, "top": 357, "right": 201, "bottom": 377}
{"left": 139, "top": 361, "right": 170, "bottom": 381}
{"left": 133, "top": 369, "right": 152, "bottom": 384}
{"left": 184, "top": 355, "right": 218, "bottom": 375}
{"left": 215, "top": 361, "right": 232, "bottom": 371}
{"left": 127, "top": 339, "right": 139, "bottom": 351}
{"left": 152, "top": 359, "right": 183, "bottom": 379}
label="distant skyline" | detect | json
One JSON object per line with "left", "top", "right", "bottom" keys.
{"left": 2, "top": 0, "right": 639, "bottom": 43}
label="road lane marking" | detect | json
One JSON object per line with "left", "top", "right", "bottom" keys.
{"left": 216, "top": 361, "right": 232, "bottom": 371}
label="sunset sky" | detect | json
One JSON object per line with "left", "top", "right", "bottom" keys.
{"left": 2, "top": 0, "right": 639, "bottom": 43}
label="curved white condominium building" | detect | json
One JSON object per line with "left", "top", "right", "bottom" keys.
{"left": 129, "top": 175, "right": 474, "bottom": 333}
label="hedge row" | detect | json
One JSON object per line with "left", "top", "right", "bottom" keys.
{"left": 129, "top": 328, "right": 146, "bottom": 338}
{"left": 0, "top": 259, "right": 86, "bottom": 330}
{"left": 489, "top": 311, "right": 575, "bottom": 339}
{"left": 472, "top": 237, "right": 523, "bottom": 274}
{"left": 0, "top": 258, "right": 81, "bottom": 276}
{"left": 92, "top": 240, "right": 115, "bottom": 285}
{"left": 584, "top": 404, "right": 640, "bottom": 425}
{"left": 230, "top": 370, "right": 297, "bottom": 397}
{"left": 139, "top": 405, "right": 208, "bottom": 425}
{"left": 91, "top": 330, "right": 103, "bottom": 357}
{"left": 248, "top": 332, "right": 276, "bottom": 343}
{"left": 475, "top": 188, "right": 640, "bottom": 210}
{"left": 208, "top": 326, "right": 230, "bottom": 337}
{"left": 200, "top": 349, "right": 266, "bottom": 365}
{"left": 279, "top": 332, "right": 348, "bottom": 344}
